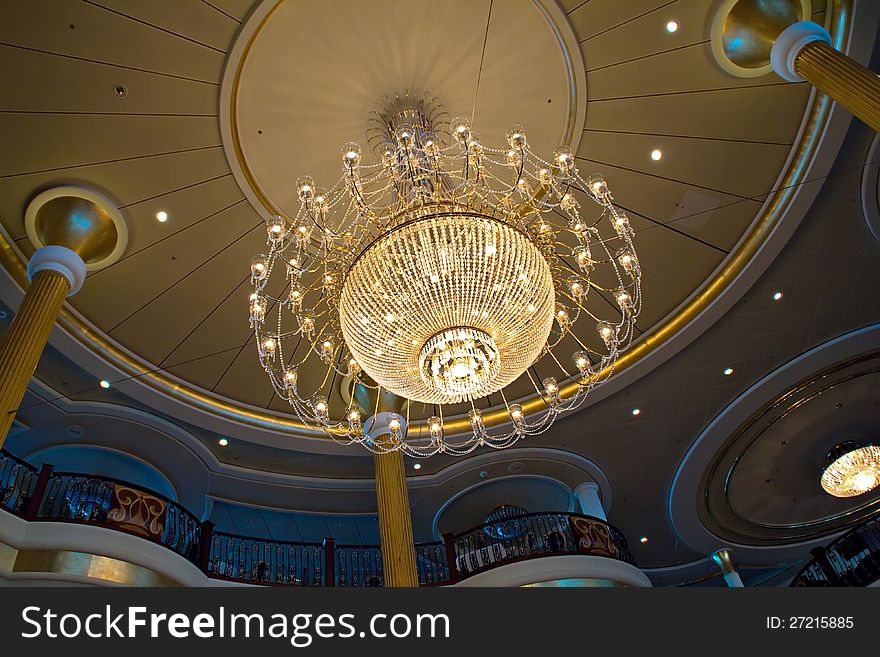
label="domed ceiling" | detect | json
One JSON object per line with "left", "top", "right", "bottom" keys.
{"left": 0, "top": 0, "right": 828, "bottom": 444}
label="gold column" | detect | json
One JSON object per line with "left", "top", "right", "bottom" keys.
{"left": 0, "top": 190, "right": 122, "bottom": 448}
{"left": 795, "top": 40, "right": 880, "bottom": 132}
{"left": 0, "top": 270, "right": 70, "bottom": 446}
{"left": 373, "top": 447, "right": 419, "bottom": 587}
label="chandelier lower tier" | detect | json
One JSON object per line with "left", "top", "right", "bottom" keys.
{"left": 248, "top": 93, "right": 642, "bottom": 457}
{"left": 339, "top": 210, "right": 555, "bottom": 404}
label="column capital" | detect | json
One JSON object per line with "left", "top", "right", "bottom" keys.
{"left": 771, "top": 21, "right": 832, "bottom": 82}
{"left": 573, "top": 481, "right": 601, "bottom": 495}
{"left": 27, "top": 245, "right": 87, "bottom": 296}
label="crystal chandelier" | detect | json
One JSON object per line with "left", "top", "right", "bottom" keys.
{"left": 249, "top": 93, "right": 641, "bottom": 456}
{"left": 821, "top": 442, "right": 880, "bottom": 498}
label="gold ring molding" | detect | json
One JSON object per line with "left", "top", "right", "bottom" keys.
{"left": 24, "top": 186, "right": 128, "bottom": 272}
{"left": 0, "top": 541, "right": 180, "bottom": 586}
{"left": 0, "top": 2, "right": 853, "bottom": 439}
{"left": 711, "top": 0, "right": 812, "bottom": 78}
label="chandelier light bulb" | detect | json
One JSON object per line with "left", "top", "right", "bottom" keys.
{"left": 248, "top": 94, "right": 642, "bottom": 456}
{"left": 506, "top": 124, "right": 527, "bottom": 148}
{"left": 296, "top": 176, "right": 316, "bottom": 203}
{"left": 342, "top": 141, "right": 361, "bottom": 166}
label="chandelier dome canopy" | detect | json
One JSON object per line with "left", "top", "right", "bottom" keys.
{"left": 339, "top": 208, "right": 555, "bottom": 404}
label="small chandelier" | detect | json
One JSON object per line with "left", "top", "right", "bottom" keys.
{"left": 249, "top": 93, "right": 641, "bottom": 456}
{"left": 821, "top": 442, "right": 880, "bottom": 498}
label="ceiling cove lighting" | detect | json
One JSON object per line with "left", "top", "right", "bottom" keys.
{"left": 249, "top": 92, "right": 642, "bottom": 456}
{"left": 821, "top": 442, "right": 880, "bottom": 498}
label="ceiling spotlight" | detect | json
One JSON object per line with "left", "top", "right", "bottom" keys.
{"left": 821, "top": 442, "right": 880, "bottom": 497}
{"left": 723, "top": 367, "right": 734, "bottom": 376}
{"left": 666, "top": 20, "right": 679, "bottom": 33}
{"left": 651, "top": 149, "right": 663, "bottom": 161}
{"left": 218, "top": 438, "right": 229, "bottom": 447}
{"left": 773, "top": 291, "right": 783, "bottom": 301}
{"left": 413, "top": 462, "right": 422, "bottom": 470}
{"left": 156, "top": 211, "right": 169, "bottom": 223}
{"left": 640, "top": 537, "right": 649, "bottom": 543}
{"left": 99, "top": 380, "right": 111, "bottom": 389}
{"left": 631, "top": 408, "right": 641, "bottom": 416}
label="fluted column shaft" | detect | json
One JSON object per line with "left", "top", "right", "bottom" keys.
{"left": 796, "top": 40, "right": 880, "bottom": 132}
{"left": 374, "top": 447, "right": 418, "bottom": 587}
{"left": 0, "top": 270, "right": 70, "bottom": 446}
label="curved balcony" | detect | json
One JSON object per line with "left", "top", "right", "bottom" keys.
{"left": 1, "top": 450, "right": 638, "bottom": 586}
{"left": 791, "top": 513, "right": 880, "bottom": 587}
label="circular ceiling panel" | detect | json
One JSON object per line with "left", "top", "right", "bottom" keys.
{"left": 226, "top": 0, "right": 585, "bottom": 220}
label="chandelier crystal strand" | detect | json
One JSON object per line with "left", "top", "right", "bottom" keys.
{"left": 249, "top": 93, "right": 642, "bottom": 457}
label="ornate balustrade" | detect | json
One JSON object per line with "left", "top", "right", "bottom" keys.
{"left": 0, "top": 450, "right": 637, "bottom": 586}
{"left": 450, "top": 511, "right": 634, "bottom": 582}
{"left": 35, "top": 471, "right": 202, "bottom": 564}
{"left": 791, "top": 514, "right": 880, "bottom": 587}
{"left": 0, "top": 450, "right": 35, "bottom": 515}
{"left": 206, "top": 532, "right": 324, "bottom": 585}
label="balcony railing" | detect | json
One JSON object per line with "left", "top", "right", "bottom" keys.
{"left": 451, "top": 511, "right": 634, "bottom": 581}
{"left": 206, "top": 532, "right": 324, "bottom": 585}
{"left": 0, "top": 450, "right": 36, "bottom": 515}
{"left": 35, "top": 469, "right": 202, "bottom": 564}
{"left": 0, "top": 450, "right": 636, "bottom": 586}
{"left": 790, "top": 514, "right": 880, "bottom": 587}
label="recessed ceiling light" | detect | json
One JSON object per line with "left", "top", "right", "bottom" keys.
{"left": 631, "top": 408, "right": 641, "bottom": 416}
{"left": 99, "top": 380, "right": 110, "bottom": 389}
{"left": 723, "top": 367, "right": 734, "bottom": 376}
{"left": 413, "top": 462, "right": 422, "bottom": 470}
{"left": 666, "top": 20, "right": 679, "bottom": 33}
{"left": 773, "top": 291, "right": 783, "bottom": 301}
{"left": 640, "top": 537, "right": 649, "bottom": 543}
{"left": 218, "top": 438, "right": 229, "bottom": 447}
{"left": 156, "top": 211, "right": 169, "bottom": 223}
{"left": 651, "top": 149, "right": 663, "bottom": 161}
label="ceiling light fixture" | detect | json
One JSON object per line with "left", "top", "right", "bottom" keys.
{"left": 156, "top": 211, "right": 169, "bottom": 223}
{"left": 632, "top": 408, "right": 641, "bottom": 416}
{"left": 723, "top": 367, "right": 734, "bottom": 376}
{"left": 99, "top": 380, "right": 111, "bottom": 389}
{"left": 821, "top": 442, "right": 880, "bottom": 498}
{"left": 249, "top": 92, "right": 642, "bottom": 456}
{"left": 666, "top": 20, "right": 679, "bottom": 33}
{"left": 651, "top": 149, "right": 663, "bottom": 161}
{"left": 218, "top": 438, "right": 229, "bottom": 447}
{"left": 773, "top": 291, "right": 783, "bottom": 301}
{"left": 413, "top": 463, "right": 422, "bottom": 470}
{"left": 640, "top": 537, "right": 649, "bottom": 543}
